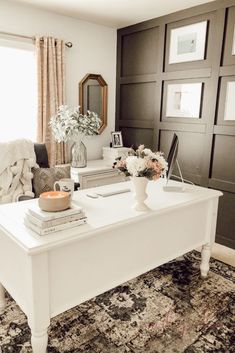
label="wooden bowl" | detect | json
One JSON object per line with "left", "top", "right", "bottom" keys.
{"left": 38, "top": 191, "right": 71, "bottom": 212}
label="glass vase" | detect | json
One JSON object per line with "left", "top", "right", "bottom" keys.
{"left": 71, "top": 141, "right": 87, "bottom": 168}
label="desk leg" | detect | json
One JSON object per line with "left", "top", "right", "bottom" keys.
{"left": 200, "top": 244, "right": 211, "bottom": 278}
{"left": 0, "top": 282, "right": 6, "bottom": 313}
{"left": 28, "top": 253, "right": 50, "bottom": 353}
{"left": 30, "top": 329, "right": 48, "bottom": 353}
{"left": 200, "top": 199, "right": 219, "bottom": 278}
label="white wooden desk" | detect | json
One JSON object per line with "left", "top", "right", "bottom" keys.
{"left": 0, "top": 180, "right": 222, "bottom": 353}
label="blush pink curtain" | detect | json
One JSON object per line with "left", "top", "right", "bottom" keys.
{"left": 35, "top": 36, "right": 69, "bottom": 165}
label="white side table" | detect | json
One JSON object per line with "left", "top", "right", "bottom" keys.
{"left": 70, "top": 159, "right": 127, "bottom": 189}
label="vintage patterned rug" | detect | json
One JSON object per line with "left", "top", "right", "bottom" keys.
{"left": 0, "top": 251, "right": 234, "bottom": 353}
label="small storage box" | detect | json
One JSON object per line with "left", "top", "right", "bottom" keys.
{"left": 102, "top": 147, "right": 131, "bottom": 166}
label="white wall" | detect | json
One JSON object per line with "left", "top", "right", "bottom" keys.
{"left": 0, "top": 0, "right": 117, "bottom": 160}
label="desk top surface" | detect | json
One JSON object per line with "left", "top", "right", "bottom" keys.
{"left": 71, "top": 159, "right": 113, "bottom": 174}
{"left": 0, "top": 180, "right": 222, "bottom": 255}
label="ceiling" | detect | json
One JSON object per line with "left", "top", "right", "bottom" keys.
{"left": 14, "top": 0, "right": 215, "bottom": 28}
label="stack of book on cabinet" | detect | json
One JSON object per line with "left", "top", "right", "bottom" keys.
{"left": 24, "top": 204, "right": 87, "bottom": 235}
{"left": 102, "top": 147, "right": 131, "bottom": 166}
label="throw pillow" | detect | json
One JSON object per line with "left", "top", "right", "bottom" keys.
{"left": 32, "top": 166, "right": 71, "bottom": 197}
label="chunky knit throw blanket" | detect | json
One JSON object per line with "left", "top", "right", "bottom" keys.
{"left": 0, "top": 139, "right": 38, "bottom": 204}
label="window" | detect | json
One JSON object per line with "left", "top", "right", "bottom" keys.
{"left": 0, "top": 39, "right": 37, "bottom": 142}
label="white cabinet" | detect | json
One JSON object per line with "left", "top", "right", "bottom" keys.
{"left": 70, "top": 159, "right": 127, "bottom": 189}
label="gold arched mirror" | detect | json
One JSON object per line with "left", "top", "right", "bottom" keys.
{"left": 79, "top": 73, "right": 108, "bottom": 134}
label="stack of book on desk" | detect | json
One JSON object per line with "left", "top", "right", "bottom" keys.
{"left": 24, "top": 204, "right": 87, "bottom": 235}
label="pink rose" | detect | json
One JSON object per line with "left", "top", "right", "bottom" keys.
{"left": 117, "top": 160, "right": 127, "bottom": 168}
{"left": 146, "top": 160, "right": 163, "bottom": 180}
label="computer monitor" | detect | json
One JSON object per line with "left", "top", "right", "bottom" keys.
{"left": 166, "top": 133, "right": 179, "bottom": 183}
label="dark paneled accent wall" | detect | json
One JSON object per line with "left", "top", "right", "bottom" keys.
{"left": 116, "top": 0, "right": 235, "bottom": 249}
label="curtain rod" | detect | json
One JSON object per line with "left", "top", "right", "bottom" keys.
{"left": 0, "top": 31, "right": 73, "bottom": 48}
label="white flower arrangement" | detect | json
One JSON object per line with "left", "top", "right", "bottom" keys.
{"left": 113, "top": 145, "right": 168, "bottom": 181}
{"left": 49, "top": 105, "right": 101, "bottom": 143}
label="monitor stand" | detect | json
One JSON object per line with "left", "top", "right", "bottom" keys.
{"left": 163, "top": 159, "right": 186, "bottom": 192}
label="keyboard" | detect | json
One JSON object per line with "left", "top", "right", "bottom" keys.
{"left": 96, "top": 188, "right": 131, "bottom": 197}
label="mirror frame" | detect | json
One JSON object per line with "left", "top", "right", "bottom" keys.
{"left": 79, "top": 73, "right": 108, "bottom": 134}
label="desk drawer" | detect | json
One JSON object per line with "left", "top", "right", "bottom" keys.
{"left": 81, "top": 171, "right": 127, "bottom": 189}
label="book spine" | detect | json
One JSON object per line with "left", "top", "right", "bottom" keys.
{"left": 24, "top": 218, "right": 87, "bottom": 236}
{"left": 28, "top": 205, "right": 82, "bottom": 221}
{"left": 26, "top": 212, "right": 86, "bottom": 229}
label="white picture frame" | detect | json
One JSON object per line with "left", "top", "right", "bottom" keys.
{"left": 224, "top": 81, "right": 235, "bottom": 121}
{"left": 169, "top": 21, "right": 207, "bottom": 64}
{"left": 111, "top": 131, "right": 123, "bottom": 148}
{"left": 166, "top": 82, "right": 203, "bottom": 118}
{"left": 232, "top": 25, "right": 235, "bottom": 56}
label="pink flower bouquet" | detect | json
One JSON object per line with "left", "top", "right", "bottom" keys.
{"left": 113, "top": 145, "right": 168, "bottom": 181}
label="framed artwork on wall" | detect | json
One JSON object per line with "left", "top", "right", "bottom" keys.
{"left": 222, "top": 7, "right": 235, "bottom": 66}
{"left": 217, "top": 77, "right": 235, "bottom": 126}
{"left": 232, "top": 25, "right": 235, "bottom": 55}
{"left": 166, "top": 82, "right": 203, "bottom": 118}
{"left": 169, "top": 21, "right": 207, "bottom": 64}
{"left": 224, "top": 82, "right": 235, "bottom": 121}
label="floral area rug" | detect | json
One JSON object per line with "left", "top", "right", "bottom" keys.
{"left": 0, "top": 251, "right": 234, "bottom": 353}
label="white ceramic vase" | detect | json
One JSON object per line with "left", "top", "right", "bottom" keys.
{"left": 131, "top": 176, "right": 150, "bottom": 212}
